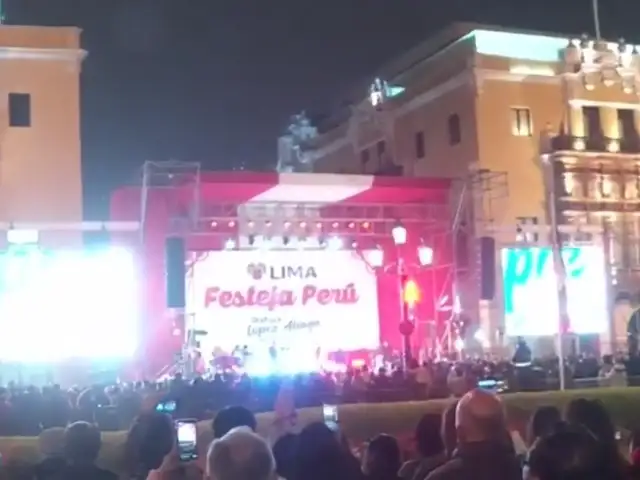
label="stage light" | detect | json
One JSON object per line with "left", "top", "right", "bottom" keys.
{"left": 228, "top": 220, "right": 236, "bottom": 228}
{"left": 362, "top": 221, "right": 370, "bottom": 229}
{"left": 348, "top": 222, "right": 355, "bottom": 229}
{"left": 316, "top": 222, "right": 323, "bottom": 229}
{"left": 7, "top": 229, "right": 38, "bottom": 245}
{"left": 332, "top": 222, "right": 339, "bottom": 229}
{"left": 300, "top": 221, "right": 307, "bottom": 228}
{"left": 418, "top": 245, "right": 434, "bottom": 266}
{"left": 391, "top": 222, "right": 407, "bottom": 246}
{"left": 327, "top": 236, "right": 343, "bottom": 250}
{"left": 351, "top": 240, "right": 358, "bottom": 249}
{"left": 247, "top": 221, "right": 255, "bottom": 229}
{"left": 265, "top": 221, "right": 272, "bottom": 227}
{"left": 224, "top": 238, "right": 236, "bottom": 250}
{"left": 284, "top": 221, "right": 291, "bottom": 229}
{"left": 210, "top": 221, "right": 218, "bottom": 228}
{"left": 364, "top": 249, "right": 384, "bottom": 268}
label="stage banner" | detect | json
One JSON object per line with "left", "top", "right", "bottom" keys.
{"left": 187, "top": 250, "right": 380, "bottom": 352}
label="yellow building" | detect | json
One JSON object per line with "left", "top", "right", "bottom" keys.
{"left": 279, "top": 23, "right": 640, "bottom": 351}
{"left": 0, "top": 25, "right": 85, "bottom": 246}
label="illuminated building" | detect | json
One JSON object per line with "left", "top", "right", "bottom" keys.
{"left": 279, "top": 24, "right": 640, "bottom": 352}
{"left": 111, "top": 166, "right": 457, "bottom": 374}
{"left": 0, "top": 26, "right": 85, "bottom": 247}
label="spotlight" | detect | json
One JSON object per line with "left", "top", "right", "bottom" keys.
{"left": 351, "top": 240, "right": 358, "bottom": 249}
{"left": 316, "top": 222, "right": 323, "bottom": 229}
{"left": 247, "top": 221, "right": 255, "bottom": 229}
{"left": 224, "top": 238, "right": 236, "bottom": 250}
{"left": 328, "top": 236, "right": 343, "bottom": 250}
{"left": 284, "top": 221, "right": 291, "bottom": 229}
{"left": 228, "top": 220, "right": 236, "bottom": 228}
{"left": 210, "top": 221, "right": 218, "bottom": 228}
{"left": 348, "top": 222, "right": 355, "bottom": 229}
{"left": 362, "top": 221, "right": 370, "bottom": 229}
{"left": 265, "top": 221, "right": 272, "bottom": 227}
{"left": 332, "top": 222, "right": 339, "bottom": 229}
{"left": 300, "top": 221, "right": 307, "bottom": 228}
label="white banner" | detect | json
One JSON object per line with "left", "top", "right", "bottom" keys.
{"left": 187, "top": 250, "right": 380, "bottom": 352}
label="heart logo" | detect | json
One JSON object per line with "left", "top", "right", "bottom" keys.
{"left": 247, "top": 263, "right": 266, "bottom": 280}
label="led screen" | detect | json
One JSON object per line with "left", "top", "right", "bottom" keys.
{"left": 502, "top": 246, "right": 607, "bottom": 336}
{"left": 0, "top": 246, "right": 139, "bottom": 362}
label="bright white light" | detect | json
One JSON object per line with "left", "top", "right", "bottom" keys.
{"left": 454, "top": 337, "right": 464, "bottom": 352}
{"left": 327, "top": 236, "right": 343, "bottom": 250}
{"left": 418, "top": 246, "right": 434, "bottom": 266}
{"left": 391, "top": 224, "right": 407, "bottom": 245}
{"left": 7, "top": 229, "right": 38, "bottom": 245}
{"left": 0, "top": 247, "right": 139, "bottom": 362}
{"left": 473, "top": 329, "right": 489, "bottom": 348}
{"left": 224, "top": 239, "right": 236, "bottom": 250}
{"left": 364, "top": 249, "right": 384, "bottom": 268}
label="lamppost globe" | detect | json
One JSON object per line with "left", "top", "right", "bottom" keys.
{"left": 391, "top": 223, "right": 407, "bottom": 245}
{"left": 418, "top": 245, "right": 434, "bottom": 266}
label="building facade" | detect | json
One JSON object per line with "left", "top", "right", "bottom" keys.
{"left": 278, "top": 24, "right": 640, "bottom": 351}
{"left": 0, "top": 26, "right": 85, "bottom": 246}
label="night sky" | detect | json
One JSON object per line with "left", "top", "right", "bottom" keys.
{"left": 7, "top": 0, "right": 636, "bottom": 218}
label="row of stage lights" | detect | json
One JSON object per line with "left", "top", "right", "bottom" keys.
{"left": 210, "top": 220, "right": 374, "bottom": 231}
{"left": 223, "top": 235, "right": 350, "bottom": 250}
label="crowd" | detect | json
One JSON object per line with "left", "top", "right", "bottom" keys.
{"left": 0, "top": 352, "right": 634, "bottom": 436}
{"left": 1, "top": 389, "right": 639, "bottom": 479}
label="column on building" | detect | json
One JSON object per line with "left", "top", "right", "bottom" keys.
{"left": 569, "top": 105, "right": 585, "bottom": 138}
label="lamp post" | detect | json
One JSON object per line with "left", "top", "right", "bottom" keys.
{"left": 376, "top": 222, "right": 433, "bottom": 370}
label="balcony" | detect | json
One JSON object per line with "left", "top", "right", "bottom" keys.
{"left": 551, "top": 135, "right": 640, "bottom": 155}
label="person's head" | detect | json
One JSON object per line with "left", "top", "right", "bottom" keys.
{"left": 361, "top": 434, "right": 401, "bottom": 477}
{"left": 272, "top": 433, "right": 297, "bottom": 480}
{"left": 441, "top": 401, "right": 458, "bottom": 457}
{"left": 415, "top": 413, "right": 444, "bottom": 458}
{"left": 455, "top": 389, "right": 507, "bottom": 445}
{"left": 565, "top": 398, "right": 618, "bottom": 457}
{"left": 63, "top": 421, "right": 102, "bottom": 465}
{"left": 527, "top": 425, "right": 610, "bottom": 480}
{"left": 295, "top": 422, "right": 357, "bottom": 480}
{"left": 125, "top": 412, "right": 175, "bottom": 475}
{"left": 528, "top": 406, "right": 562, "bottom": 444}
{"left": 212, "top": 406, "right": 257, "bottom": 438}
{"left": 38, "top": 427, "right": 66, "bottom": 458}
{"left": 207, "top": 427, "right": 275, "bottom": 480}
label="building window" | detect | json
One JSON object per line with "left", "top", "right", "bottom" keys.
{"left": 8, "top": 93, "right": 31, "bottom": 127}
{"left": 618, "top": 109, "right": 637, "bottom": 142}
{"left": 360, "top": 149, "right": 370, "bottom": 165}
{"left": 582, "top": 106, "right": 602, "bottom": 138}
{"left": 448, "top": 114, "right": 461, "bottom": 145}
{"left": 415, "top": 131, "right": 425, "bottom": 158}
{"left": 511, "top": 108, "right": 532, "bottom": 136}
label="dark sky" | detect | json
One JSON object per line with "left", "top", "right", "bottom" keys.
{"left": 9, "top": 0, "right": 636, "bottom": 218}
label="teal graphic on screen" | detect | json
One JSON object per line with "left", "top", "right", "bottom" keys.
{"left": 501, "top": 246, "right": 607, "bottom": 336}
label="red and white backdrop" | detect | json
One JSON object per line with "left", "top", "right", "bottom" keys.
{"left": 110, "top": 172, "right": 454, "bottom": 374}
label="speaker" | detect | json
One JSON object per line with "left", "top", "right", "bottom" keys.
{"left": 479, "top": 236, "right": 496, "bottom": 300}
{"left": 165, "top": 237, "right": 186, "bottom": 308}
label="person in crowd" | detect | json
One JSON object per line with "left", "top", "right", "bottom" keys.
{"left": 212, "top": 405, "right": 257, "bottom": 439}
{"left": 34, "top": 427, "right": 66, "bottom": 479}
{"left": 124, "top": 412, "right": 176, "bottom": 480}
{"left": 440, "top": 401, "right": 458, "bottom": 459}
{"left": 272, "top": 433, "right": 297, "bottom": 480}
{"left": 293, "top": 422, "right": 363, "bottom": 480}
{"left": 399, "top": 413, "right": 446, "bottom": 480}
{"left": 361, "top": 434, "right": 402, "bottom": 480}
{"left": 564, "top": 397, "right": 627, "bottom": 475}
{"left": 50, "top": 421, "right": 117, "bottom": 480}
{"left": 629, "top": 428, "right": 640, "bottom": 475}
{"left": 426, "top": 389, "right": 521, "bottom": 480}
{"left": 526, "top": 423, "right": 624, "bottom": 480}
{"left": 527, "top": 406, "right": 561, "bottom": 446}
{"left": 206, "top": 426, "right": 275, "bottom": 480}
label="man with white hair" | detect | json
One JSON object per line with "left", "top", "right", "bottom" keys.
{"left": 207, "top": 426, "right": 276, "bottom": 480}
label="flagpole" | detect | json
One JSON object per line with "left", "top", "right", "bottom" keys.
{"left": 593, "top": 0, "right": 601, "bottom": 40}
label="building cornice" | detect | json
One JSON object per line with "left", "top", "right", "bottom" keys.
{"left": 0, "top": 47, "right": 86, "bottom": 62}
{"left": 476, "top": 68, "right": 560, "bottom": 85}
